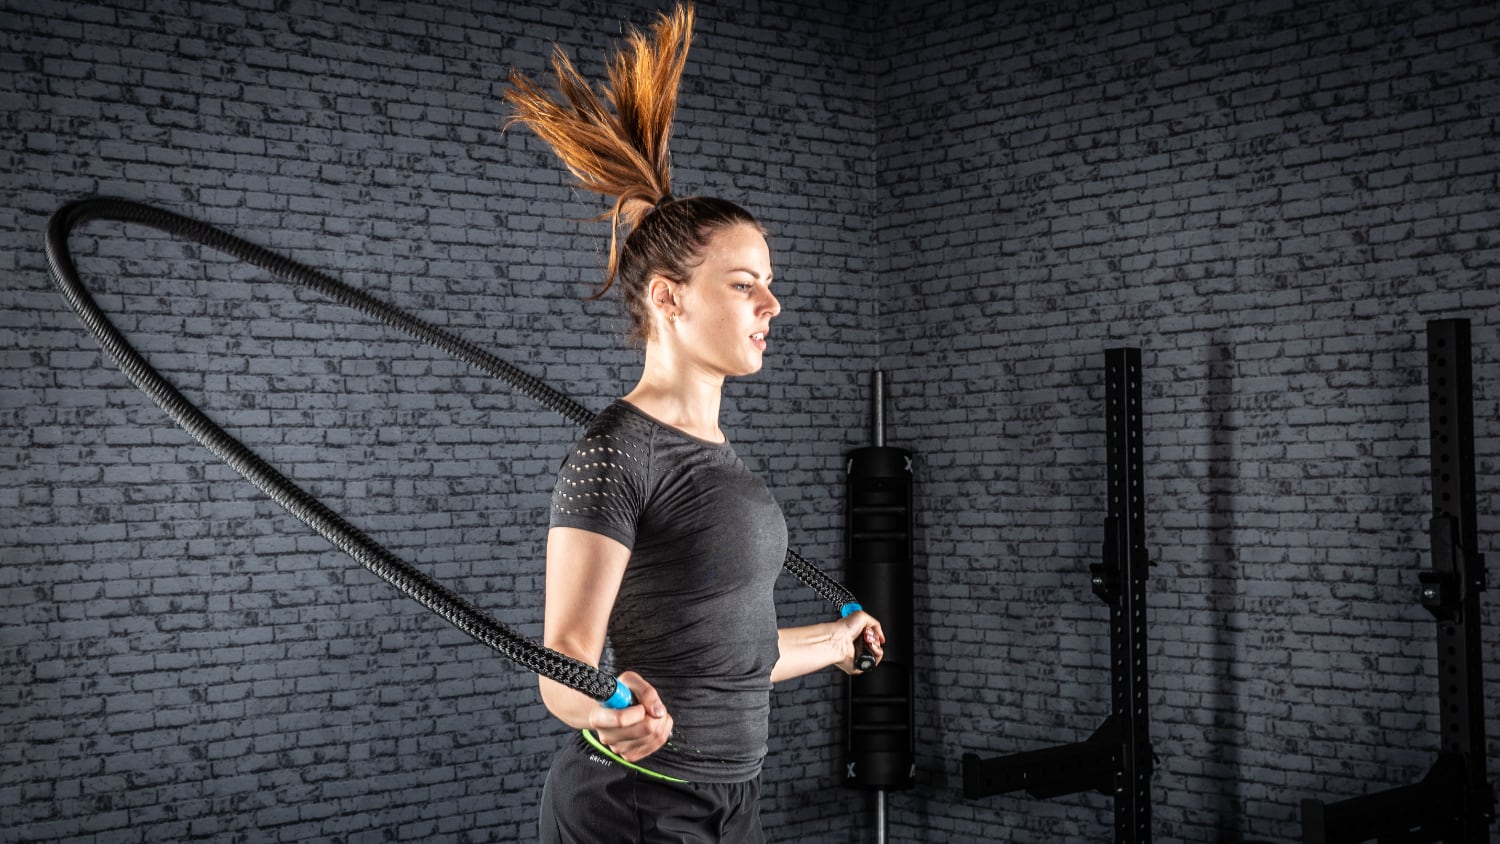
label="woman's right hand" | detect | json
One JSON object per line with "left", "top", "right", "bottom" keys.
{"left": 587, "top": 670, "right": 673, "bottom": 762}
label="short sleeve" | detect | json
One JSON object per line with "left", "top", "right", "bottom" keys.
{"left": 548, "top": 420, "right": 651, "bottom": 550}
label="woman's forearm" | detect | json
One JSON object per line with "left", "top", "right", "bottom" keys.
{"left": 771, "top": 610, "right": 886, "bottom": 684}
{"left": 771, "top": 622, "right": 845, "bottom": 684}
{"left": 538, "top": 674, "right": 602, "bottom": 730}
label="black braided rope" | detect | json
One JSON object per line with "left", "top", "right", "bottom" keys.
{"left": 785, "top": 549, "right": 857, "bottom": 609}
{"left": 45, "top": 197, "right": 866, "bottom": 698}
{"left": 45, "top": 198, "right": 615, "bottom": 700}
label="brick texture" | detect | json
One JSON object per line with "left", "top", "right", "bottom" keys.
{"left": 2, "top": 1, "right": 874, "bottom": 841}
{"left": 4, "top": 0, "right": 1499, "bottom": 842}
{"left": 874, "top": 1, "right": 1498, "bottom": 842}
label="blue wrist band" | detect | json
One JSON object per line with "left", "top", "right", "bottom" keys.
{"left": 840, "top": 602, "right": 862, "bottom": 618}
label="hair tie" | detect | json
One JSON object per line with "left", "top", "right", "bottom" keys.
{"left": 645, "top": 194, "right": 675, "bottom": 218}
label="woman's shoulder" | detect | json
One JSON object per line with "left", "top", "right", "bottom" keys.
{"left": 563, "top": 401, "right": 657, "bottom": 470}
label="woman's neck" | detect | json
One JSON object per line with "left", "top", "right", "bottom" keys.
{"left": 623, "top": 343, "right": 726, "bottom": 443}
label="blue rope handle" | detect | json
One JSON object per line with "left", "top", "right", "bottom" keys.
{"left": 602, "top": 679, "right": 634, "bottom": 709}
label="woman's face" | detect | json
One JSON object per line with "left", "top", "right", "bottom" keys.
{"left": 670, "top": 223, "right": 780, "bottom": 379}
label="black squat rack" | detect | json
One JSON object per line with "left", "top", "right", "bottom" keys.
{"left": 1301, "top": 318, "right": 1494, "bottom": 844}
{"left": 964, "top": 347, "right": 1155, "bottom": 843}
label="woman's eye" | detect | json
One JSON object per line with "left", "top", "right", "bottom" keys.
{"left": 734, "top": 283, "right": 752, "bottom": 292}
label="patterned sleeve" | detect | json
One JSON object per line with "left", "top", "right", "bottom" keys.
{"left": 548, "top": 421, "right": 650, "bottom": 550}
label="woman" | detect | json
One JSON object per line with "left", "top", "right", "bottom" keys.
{"left": 505, "top": 6, "right": 885, "bottom": 842}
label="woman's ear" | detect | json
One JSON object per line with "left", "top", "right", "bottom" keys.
{"left": 648, "top": 275, "right": 678, "bottom": 318}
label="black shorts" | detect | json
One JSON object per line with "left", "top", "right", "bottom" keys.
{"left": 538, "top": 732, "right": 766, "bottom": 844}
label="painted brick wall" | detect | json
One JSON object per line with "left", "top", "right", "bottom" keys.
{"left": 1, "top": 1, "right": 876, "bottom": 841}
{"left": 874, "top": 1, "right": 1499, "bottom": 842}
{"left": 7, "top": 0, "right": 1500, "bottom": 842}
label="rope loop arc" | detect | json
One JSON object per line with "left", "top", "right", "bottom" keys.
{"left": 45, "top": 197, "right": 862, "bottom": 702}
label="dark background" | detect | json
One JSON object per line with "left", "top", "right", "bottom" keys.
{"left": 3, "top": 0, "right": 1496, "bottom": 841}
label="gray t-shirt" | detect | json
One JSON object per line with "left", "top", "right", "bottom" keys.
{"left": 549, "top": 400, "right": 787, "bottom": 782}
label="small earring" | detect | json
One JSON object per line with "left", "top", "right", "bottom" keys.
{"left": 669, "top": 313, "right": 678, "bottom": 325}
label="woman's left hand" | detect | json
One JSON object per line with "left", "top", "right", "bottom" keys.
{"left": 771, "top": 610, "right": 888, "bottom": 683}
{"left": 834, "top": 610, "right": 885, "bottom": 675}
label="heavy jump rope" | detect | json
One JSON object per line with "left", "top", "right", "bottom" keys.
{"left": 46, "top": 197, "right": 874, "bottom": 721}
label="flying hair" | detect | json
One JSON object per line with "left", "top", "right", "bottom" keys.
{"left": 503, "top": 4, "right": 694, "bottom": 296}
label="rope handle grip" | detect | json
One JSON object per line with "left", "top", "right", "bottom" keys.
{"left": 841, "top": 602, "right": 879, "bottom": 672}
{"left": 601, "top": 678, "right": 634, "bottom": 709}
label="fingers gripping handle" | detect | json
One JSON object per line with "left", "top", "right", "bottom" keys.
{"left": 841, "top": 602, "right": 879, "bottom": 672}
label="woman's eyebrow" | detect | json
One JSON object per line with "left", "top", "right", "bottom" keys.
{"left": 727, "top": 267, "right": 772, "bottom": 282}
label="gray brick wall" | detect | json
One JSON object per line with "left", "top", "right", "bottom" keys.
{"left": 874, "top": 1, "right": 1499, "bottom": 842}
{"left": 6, "top": 0, "right": 1499, "bottom": 842}
{"left": 2, "top": 1, "right": 875, "bottom": 841}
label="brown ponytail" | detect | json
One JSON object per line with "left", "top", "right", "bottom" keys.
{"left": 503, "top": 4, "right": 761, "bottom": 344}
{"left": 503, "top": 5, "right": 691, "bottom": 290}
